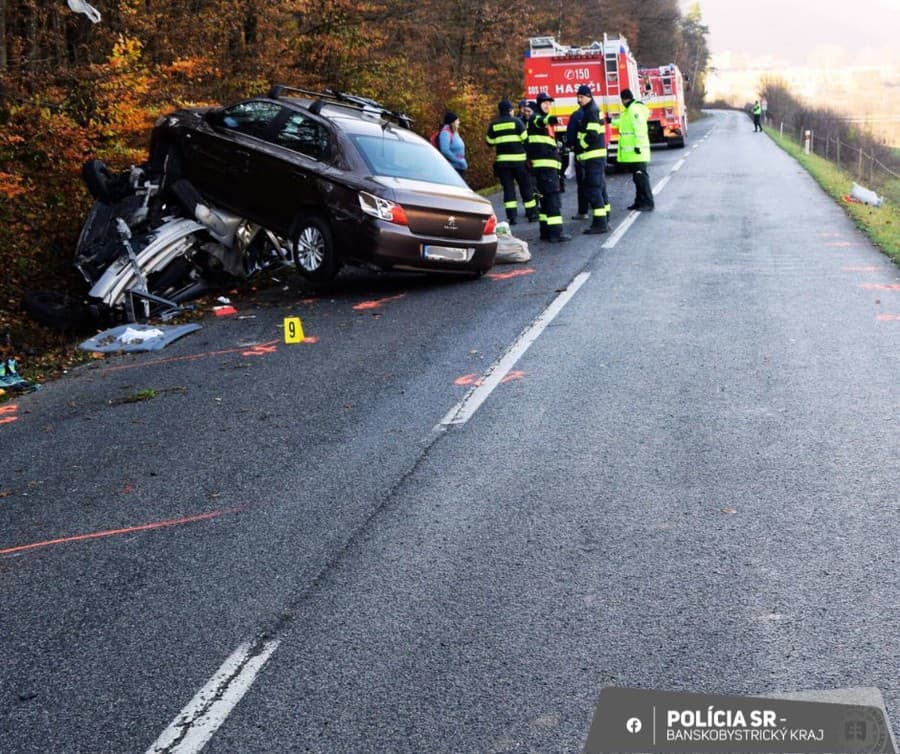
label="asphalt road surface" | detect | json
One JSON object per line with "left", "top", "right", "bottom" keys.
{"left": 1, "top": 109, "right": 898, "bottom": 753}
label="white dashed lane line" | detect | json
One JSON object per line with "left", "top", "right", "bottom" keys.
{"left": 147, "top": 639, "right": 280, "bottom": 754}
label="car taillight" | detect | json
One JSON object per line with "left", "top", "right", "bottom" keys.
{"left": 358, "top": 191, "right": 408, "bottom": 226}
{"left": 388, "top": 204, "right": 408, "bottom": 225}
{"left": 483, "top": 214, "right": 497, "bottom": 235}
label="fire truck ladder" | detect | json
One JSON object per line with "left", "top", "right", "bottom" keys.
{"left": 602, "top": 32, "right": 623, "bottom": 98}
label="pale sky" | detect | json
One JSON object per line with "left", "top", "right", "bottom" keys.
{"left": 684, "top": 0, "right": 900, "bottom": 67}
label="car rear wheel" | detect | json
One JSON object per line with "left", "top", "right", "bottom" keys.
{"left": 23, "top": 290, "right": 100, "bottom": 332}
{"left": 291, "top": 214, "right": 340, "bottom": 282}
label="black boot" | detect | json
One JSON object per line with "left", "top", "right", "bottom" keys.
{"left": 634, "top": 170, "right": 654, "bottom": 210}
{"left": 583, "top": 217, "right": 609, "bottom": 234}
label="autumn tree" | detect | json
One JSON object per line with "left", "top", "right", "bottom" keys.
{"left": 0, "top": 0, "right": 704, "bottom": 352}
{"left": 675, "top": 2, "right": 710, "bottom": 110}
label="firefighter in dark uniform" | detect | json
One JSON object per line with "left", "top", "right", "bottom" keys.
{"left": 565, "top": 102, "right": 589, "bottom": 219}
{"left": 526, "top": 92, "right": 571, "bottom": 243}
{"left": 573, "top": 84, "right": 609, "bottom": 234}
{"left": 485, "top": 99, "right": 538, "bottom": 225}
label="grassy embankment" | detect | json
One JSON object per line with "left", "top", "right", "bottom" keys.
{"left": 766, "top": 127, "right": 899, "bottom": 264}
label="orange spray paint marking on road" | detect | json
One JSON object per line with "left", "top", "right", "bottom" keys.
{"left": 842, "top": 266, "right": 881, "bottom": 272}
{"left": 100, "top": 340, "right": 282, "bottom": 373}
{"left": 0, "top": 416, "right": 18, "bottom": 425}
{"left": 487, "top": 268, "right": 535, "bottom": 280}
{"left": 500, "top": 370, "right": 526, "bottom": 384}
{"left": 0, "top": 404, "right": 19, "bottom": 425}
{"left": 876, "top": 314, "right": 900, "bottom": 322}
{"left": 859, "top": 284, "right": 900, "bottom": 291}
{"left": 0, "top": 508, "right": 242, "bottom": 557}
{"left": 352, "top": 293, "right": 406, "bottom": 311}
{"left": 824, "top": 242, "right": 864, "bottom": 248}
{"left": 241, "top": 342, "right": 279, "bottom": 357}
{"left": 301, "top": 336, "right": 319, "bottom": 344}
{"left": 454, "top": 373, "right": 482, "bottom": 387}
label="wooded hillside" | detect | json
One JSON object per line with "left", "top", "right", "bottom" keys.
{"left": 0, "top": 0, "right": 710, "bottom": 355}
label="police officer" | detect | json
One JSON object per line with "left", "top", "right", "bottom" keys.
{"left": 485, "top": 99, "right": 538, "bottom": 225}
{"left": 573, "top": 84, "right": 609, "bottom": 233}
{"left": 527, "top": 92, "right": 571, "bottom": 242}
{"left": 752, "top": 100, "right": 763, "bottom": 132}
{"left": 618, "top": 88, "right": 654, "bottom": 211}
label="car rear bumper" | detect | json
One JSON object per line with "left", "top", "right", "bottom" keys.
{"left": 345, "top": 220, "right": 498, "bottom": 273}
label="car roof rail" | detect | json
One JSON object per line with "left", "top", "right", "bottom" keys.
{"left": 266, "top": 84, "right": 414, "bottom": 130}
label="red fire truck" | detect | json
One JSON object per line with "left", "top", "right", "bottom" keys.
{"left": 639, "top": 63, "right": 688, "bottom": 148}
{"left": 524, "top": 34, "right": 641, "bottom": 161}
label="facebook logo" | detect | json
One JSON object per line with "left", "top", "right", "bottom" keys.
{"left": 845, "top": 720, "right": 867, "bottom": 741}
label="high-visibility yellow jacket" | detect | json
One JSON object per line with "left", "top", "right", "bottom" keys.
{"left": 617, "top": 100, "right": 650, "bottom": 164}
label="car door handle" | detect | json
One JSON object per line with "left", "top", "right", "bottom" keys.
{"left": 234, "top": 149, "right": 251, "bottom": 159}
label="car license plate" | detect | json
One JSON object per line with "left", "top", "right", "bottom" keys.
{"left": 422, "top": 245, "right": 474, "bottom": 262}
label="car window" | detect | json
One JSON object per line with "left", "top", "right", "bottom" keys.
{"left": 351, "top": 134, "right": 466, "bottom": 187}
{"left": 272, "top": 113, "right": 331, "bottom": 161}
{"left": 220, "top": 101, "right": 283, "bottom": 139}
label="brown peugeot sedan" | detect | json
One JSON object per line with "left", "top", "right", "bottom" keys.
{"left": 148, "top": 87, "right": 498, "bottom": 281}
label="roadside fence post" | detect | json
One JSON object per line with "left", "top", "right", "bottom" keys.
{"left": 803, "top": 129, "right": 811, "bottom": 154}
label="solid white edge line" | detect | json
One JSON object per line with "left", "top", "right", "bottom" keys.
{"left": 672, "top": 158, "right": 686, "bottom": 171}
{"left": 438, "top": 271, "right": 591, "bottom": 427}
{"left": 147, "top": 639, "right": 280, "bottom": 754}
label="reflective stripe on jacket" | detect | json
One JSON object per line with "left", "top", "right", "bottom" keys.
{"left": 525, "top": 112, "right": 561, "bottom": 171}
{"left": 617, "top": 100, "right": 650, "bottom": 164}
{"left": 485, "top": 115, "right": 528, "bottom": 163}
{"left": 575, "top": 100, "right": 607, "bottom": 162}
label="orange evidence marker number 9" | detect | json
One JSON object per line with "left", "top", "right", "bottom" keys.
{"left": 283, "top": 316, "right": 305, "bottom": 344}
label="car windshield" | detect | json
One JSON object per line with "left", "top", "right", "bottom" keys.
{"left": 351, "top": 134, "right": 466, "bottom": 187}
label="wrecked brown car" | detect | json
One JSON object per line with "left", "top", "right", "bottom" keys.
{"left": 149, "top": 87, "right": 498, "bottom": 282}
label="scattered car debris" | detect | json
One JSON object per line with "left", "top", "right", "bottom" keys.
{"left": 0, "top": 359, "right": 40, "bottom": 393}
{"left": 80, "top": 323, "right": 202, "bottom": 353}
{"left": 850, "top": 182, "right": 884, "bottom": 207}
